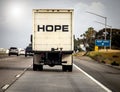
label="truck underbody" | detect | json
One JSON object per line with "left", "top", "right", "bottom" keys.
{"left": 33, "top": 51, "right": 73, "bottom": 72}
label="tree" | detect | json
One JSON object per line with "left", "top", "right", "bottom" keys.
{"left": 96, "top": 28, "right": 120, "bottom": 49}
{"left": 112, "top": 34, "right": 120, "bottom": 49}
{"left": 81, "top": 27, "right": 97, "bottom": 51}
{"left": 74, "top": 37, "right": 83, "bottom": 52}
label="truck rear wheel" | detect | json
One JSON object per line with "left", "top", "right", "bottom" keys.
{"left": 62, "top": 65, "right": 67, "bottom": 71}
{"left": 38, "top": 65, "right": 43, "bottom": 71}
{"left": 33, "top": 64, "right": 43, "bottom": 71}
{"left": 62, "top": 65, "right": 72, "bottom": 72}
{"left": 68, "top": 65, "right": 72, "bottom": 72}
{"left": 33, "top": 64, "right": 37, "bottom": 71}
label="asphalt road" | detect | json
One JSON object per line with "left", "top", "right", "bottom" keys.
{"left": 5, "top": 65, "right": 107, "bottom": 92}
{"left": 0, "top": 56, "right": 120, "bottom": 92}
{"left": 0, "top": 55, "right": 32, "bottom": 92}
{"left": 74, "top": 57, "right": 120, "bottom": 92}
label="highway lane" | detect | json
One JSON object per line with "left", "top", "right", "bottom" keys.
{"left": 74, "top": 57, "right": 120, "bottom": 92}
{"left": 5, "top": 64, "right": 109, "bottom": 92}
{"left": 1, "top": 56, "right": 119, "bottom": 92}
{"left": 0, "top": 56, "right": 32, "bottom": 92}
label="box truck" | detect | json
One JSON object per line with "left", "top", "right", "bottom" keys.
{"left": 32, "top": 9, "right": 74, "bottom": 71}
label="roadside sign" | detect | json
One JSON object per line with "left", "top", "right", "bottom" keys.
{"left": 95, "top": 46, "right": 98, "bottom": 51}
{"left": 95, "top": 40, "right": 110, "bottom": 47}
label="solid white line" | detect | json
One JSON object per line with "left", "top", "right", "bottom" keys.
{"left": 73, "top": 64, "right": 112, "bottom": 92}
{"left": 2, "top": 84, "right": 9, "bottom": 90}
{"left": 16, "top": 74, "right": 21, "bottom": 78}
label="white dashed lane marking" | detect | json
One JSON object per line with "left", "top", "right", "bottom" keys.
{"left": 2, "top": 84, "right": 9, "bottom": 90}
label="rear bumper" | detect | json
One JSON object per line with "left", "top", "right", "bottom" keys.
{"left": 33, "top": 51, "right": 73, "bottom": 66}
{"left": 33, "top": 51, "right": 73, "bottom": 54}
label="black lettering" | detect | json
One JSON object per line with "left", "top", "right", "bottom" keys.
{"left": 62, "top": 25, "right": 68, "bottom": 32}
{"left": 55, "top": 25, "right": 61, "bottom": 31}
{"left": 37, "top": 25, "right": 69, "bottom": 32}
{"left": 46, "top": 25, "right": 53, "bottom": 32}
{"left": 37, "top": 25, "right": 45, "bottom": 32}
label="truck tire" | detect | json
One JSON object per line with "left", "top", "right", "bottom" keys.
{"left": 62, "top": 65, "right": 73, "bottom": 72}
{"left": 38, "top": 65, "right": 43, "bottom": 71}
{"left": 33, "top": 64, "right": 37, "bottom": 71}
{"left": 68, "top": 65, "right": 73, "bottom": 72}
{"left": 62, "top": 65, "right": 67, "bottom": 71}
{"left": 33, "top": 64, "right": 43, "bottom": 71}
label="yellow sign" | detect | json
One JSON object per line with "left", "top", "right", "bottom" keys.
{"left": 95, "top": 46, "right": 99, "bottom": 51}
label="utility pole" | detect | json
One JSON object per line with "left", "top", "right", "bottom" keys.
{"left": 86, "top": 11, "right": 107, "bottom": 50}
{"left": 95, "top": 21, "right": 112, "bottom": 49}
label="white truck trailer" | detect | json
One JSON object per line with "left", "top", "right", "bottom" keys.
{"left": 32, "top": 9, "right": 74, "bottom": 71}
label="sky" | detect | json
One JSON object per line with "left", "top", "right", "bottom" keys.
{"left": 0, "top": 0, "right": 120, "bottom": 49}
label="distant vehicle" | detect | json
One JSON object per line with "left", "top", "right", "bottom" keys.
{"left": 19, "top": 49, "right": 25, "bottom": 55}
{"left": 9, "top": 47, "right": 19, "bottom": 56}
{"left": 25, "top": 46, "right": 33, "bottom": 57}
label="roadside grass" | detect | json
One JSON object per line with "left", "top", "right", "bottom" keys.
{"left": 74, "top": 49, "right": 120, "bottom": 66}
{"left": 73, "top": 51, "right": 85, "bottom": 56}
{"left": 88, "top": 50, "right": 120, "bottom": 65}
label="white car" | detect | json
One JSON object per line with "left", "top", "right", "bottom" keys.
{"left": 9, "top": 47, "right": 19, "bottom": 56}
{"left": 19, "top": 49, "right": 25, "bottom": 55}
